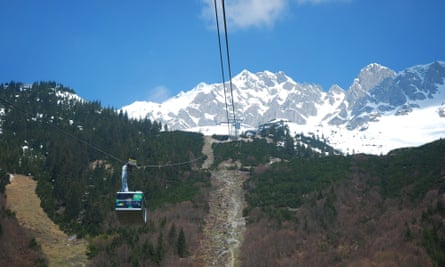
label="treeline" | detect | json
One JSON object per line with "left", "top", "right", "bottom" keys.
{"left": 0, "top": 81, "right": 210, "bottom": 265}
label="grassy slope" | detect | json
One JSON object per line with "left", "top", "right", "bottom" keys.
{"left": 6, "top": 175, "right": 88, "bottom": 267}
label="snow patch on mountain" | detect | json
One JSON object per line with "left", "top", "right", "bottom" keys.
{"left": 55, "top": 90, "right": 84, "bottom": 104}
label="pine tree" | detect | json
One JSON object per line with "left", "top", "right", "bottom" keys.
{"left": 143, "top": 239, "right": 155, "bottom": 262}
{"left": 155, "top": 232, "right": 165, "bottom": 265}
{"left": 177, "top": 227, "right": 188, "bottom": 257}
{"left": 168, "top": 223, "right": 177, "bottom": 246}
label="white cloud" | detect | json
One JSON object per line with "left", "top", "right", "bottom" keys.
{"left": 148, "top": 85, "right": 170, "bottom": 103}
{"left": 201, "top": 0, "right": 350, "bottom": 30}
{"left": 227, "top": 0, "right": 287, "bottom": 29}
{"left": 201, "top": 0, "right": 287, "bottom": 30}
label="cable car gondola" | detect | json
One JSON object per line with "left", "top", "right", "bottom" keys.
{"left": 115, "top": 191, "right": 147, "bottom": 225}
{"left": 115, "top": 159, "right": 147, "bottom": 225}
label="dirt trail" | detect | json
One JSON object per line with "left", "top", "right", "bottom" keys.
{"left": 202, "top": 136, "right": 215, "bottom": 169}
{"left": 6, "top": 175, "right": 89, "bottom": 267}
{"left": 200, "top": 137, "right": 247, "bottom": 267}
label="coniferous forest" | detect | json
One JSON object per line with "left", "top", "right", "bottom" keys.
{"left": 0, "top": 82, "right": 209, "bottom": 266}
{"left": 1, "top": 81, "right": 445, "bottom": 266}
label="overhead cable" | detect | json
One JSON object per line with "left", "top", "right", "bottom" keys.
{"left": 220, "top": 0, "right": 237, "bottom": 123}
{"left": 213, "top": 0, "right": 231, "bottom": 134}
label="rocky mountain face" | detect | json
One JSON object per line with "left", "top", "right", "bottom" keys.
{"left": 123, "top": 61, "right": 445, "bottom": 131}
{"left": 334, "top": 61, "right": 445, "bottom": 130}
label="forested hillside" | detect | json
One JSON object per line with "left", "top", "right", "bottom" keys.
{"left": 2, "top": 81, "right": 445, "bottom": 266}
{"left": 0, "top": 82, "right": 210, "bottom": 265}
{"left": 237, "top": 139, "right": 445, "bottom": 266}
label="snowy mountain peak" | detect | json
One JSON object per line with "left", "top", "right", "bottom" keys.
{"left": 235, "top": 69, "right": 257, "bottom": 81}
{"left": 352, "top": 63, "right": 396, "bottom": 92}
{"left": 361, "top": 62, "right": 390, "bottom": 74}
{"left": 121, "top": 61, "right": 445, "bottom": 155}
{"left": 328, "top": 84, "right": 345, "bottom": 94}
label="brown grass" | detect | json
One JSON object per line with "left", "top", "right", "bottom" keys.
{"left": 6, "top": 174, "right": 89, "bottom": 267}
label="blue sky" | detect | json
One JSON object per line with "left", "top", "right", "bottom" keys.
{"left": 1, "top": 0, "right": 444, "bottom": 108}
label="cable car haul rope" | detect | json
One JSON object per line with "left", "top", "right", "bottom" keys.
{"left": 213, "top": 0, "right": 239, "bottom": 139}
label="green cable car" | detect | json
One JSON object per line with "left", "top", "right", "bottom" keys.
{"left": 115, "top": 191, "right": 147, "bottom": 225}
